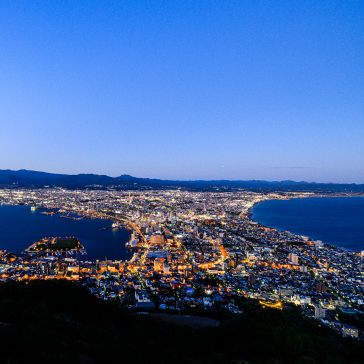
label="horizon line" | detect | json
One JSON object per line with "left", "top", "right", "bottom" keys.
{"left": 1, "top": 168, "right": 363, "bottom": 185}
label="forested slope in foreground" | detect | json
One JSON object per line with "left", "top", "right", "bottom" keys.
{"left": 0, "top": 280, "right": 362, "bottom": 364}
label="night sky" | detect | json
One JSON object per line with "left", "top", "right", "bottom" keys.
{"left": 0, "top": 1, "right": 363, "bottom": 182}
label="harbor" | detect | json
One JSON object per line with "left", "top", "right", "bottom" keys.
{"left": 0, "top": 204, "right": 131, "bottom": 262}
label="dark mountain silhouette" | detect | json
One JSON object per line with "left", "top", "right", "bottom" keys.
{"left": 0, "top": 169, "right": 363, "bottom": 192}
{"left": 0, "top": 279, "right": 363, "bottom": 364}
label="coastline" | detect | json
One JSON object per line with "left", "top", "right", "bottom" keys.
{"left": 0, "top": 204, "right": 130, "bottom": 262}
{"left": 248, "top": 195, "right": 364, "bottom": 253}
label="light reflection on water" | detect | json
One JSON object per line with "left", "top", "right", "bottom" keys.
{"left": 0, "top": 205, "right": 132, "bottom": 262}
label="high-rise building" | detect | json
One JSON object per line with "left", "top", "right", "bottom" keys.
{"left": 162, "top": 262, "right": 169, "bottom": 274}
{"left": 314, "top": 305, "right": 326, "bottom": 319}
{"left": 288, "top": 253, "right": 298, "bottom": 265}
{"left": 248, "top": 274, "right": 256, "bottom": 286}
{"left": 315, "top": 282, "right": 327, "bottom": 293}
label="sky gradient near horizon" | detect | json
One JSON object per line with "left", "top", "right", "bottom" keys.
{"left": 0, "top": 1, "right": 363, "bottom": 183}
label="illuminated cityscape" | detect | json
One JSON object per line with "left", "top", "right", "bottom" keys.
{"left": 0, "top": 187, "right": 363, "bottom": 339}
{"left": 0, "top": 0, "right": 363, "bottom": 360}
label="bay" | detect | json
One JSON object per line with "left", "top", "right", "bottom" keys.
{"left": 0, "top": 205, "right": 131, "bottom": 261}
{"left": 251, "top": 197, "right": 364, "bottom": 252}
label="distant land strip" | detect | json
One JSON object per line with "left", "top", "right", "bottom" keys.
{"left": 0, "top": 169, "right": 363, "bottom": 192}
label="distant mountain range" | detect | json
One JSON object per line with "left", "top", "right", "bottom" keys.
{"left": 0, "top": 169, "right": 363, "bottom": 192}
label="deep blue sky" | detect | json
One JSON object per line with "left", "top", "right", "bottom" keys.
{"left": 0, "top": 1, "right": 363, "bottom": 182}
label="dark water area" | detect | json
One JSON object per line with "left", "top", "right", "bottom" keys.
{"left": 252, "top": 197, "right": 364, "bottom": 252}
{"left": 0, "top": 205, "right": 131, "bottom": 261}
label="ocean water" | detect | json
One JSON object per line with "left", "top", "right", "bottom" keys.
{"left": 0, "top": 205, "right": 131, "bottom": 261}
{"left": 251, "top": 197, "right": 364, "bottom": 252}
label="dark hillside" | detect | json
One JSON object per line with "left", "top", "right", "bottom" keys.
{"left": 0, "top": 280, "right": 362, "bottom": 364}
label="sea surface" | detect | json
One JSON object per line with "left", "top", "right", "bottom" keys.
{"left": 251, "top": 197, "right": 364, "bottom": 252}
{"left": 0, "top": 205, "right": 131, "bottom": 261}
